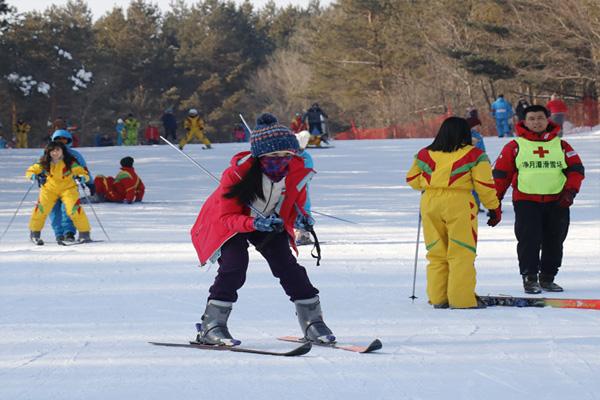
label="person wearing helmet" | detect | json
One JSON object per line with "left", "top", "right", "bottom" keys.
{"left": 49, "top": 129, "right": 94, "bottom": 242}
{"left": 179, "top": 108, "right": 212, "bottom": 150}
{"left": 294, "top": 130, "right": 315, "bottom": 245}
{"left": 115, "top": 118, "right": 125, "bottom": 146}
{"left": 124, "top": 113, "right": 140, "bottom": 146}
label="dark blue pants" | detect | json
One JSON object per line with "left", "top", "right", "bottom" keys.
{"left": 514, "top": 201, "right": 570, "bottom": 277}
{"left": 209, "top": 231, "right": 319, "bottom": 302}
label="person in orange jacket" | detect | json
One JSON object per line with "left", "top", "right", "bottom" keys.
{"left": 290, "top": 112, "right": 307, "bottom": 133}
{"left": 406, "top": 117, "right": 500, "bottom": 309}
{"left": 93, "top": 156, "right": 145, "bottom": 203}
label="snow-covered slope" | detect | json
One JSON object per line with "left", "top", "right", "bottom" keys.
{"left": 1, "top": 132, "right": 599, "bottom": 400}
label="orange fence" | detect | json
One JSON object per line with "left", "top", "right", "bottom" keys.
{"left": 335, "top": 98, "right": 600, "bottom": 140}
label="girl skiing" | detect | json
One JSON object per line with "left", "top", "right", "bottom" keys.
{"left": 406, "top": 117, "right": 500, "bottom": 309}
{"left": 190, "top": 113, "right": 335, "bottom": 346}
{"left": 26, "top": 141, "right": 92, "bottom": 245}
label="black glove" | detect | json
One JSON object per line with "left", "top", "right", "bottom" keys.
{"left": 35, "top": 173, "right": 47, "bottom": 187}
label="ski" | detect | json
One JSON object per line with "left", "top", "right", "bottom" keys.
{"left": 57, "top": 239, "right": 104, "bottom": 246}
{"left": 149, "top": 340, "right": 312, "bottom": 357}
{"left": 277, "top": 336, "right": 383, "bottom": 353}
{"left": 480, "top": 295, "right": 600, "bottom": 310}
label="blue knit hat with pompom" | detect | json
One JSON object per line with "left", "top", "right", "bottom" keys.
{"left": 250, "top": 113, "right": 299, "bottom": 157}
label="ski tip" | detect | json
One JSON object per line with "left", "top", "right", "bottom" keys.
{"left": 365, "top": 339, "right": 383, "bottom": 353}
{"left": 288, "top": 341, "right": 312, "bottom": 356}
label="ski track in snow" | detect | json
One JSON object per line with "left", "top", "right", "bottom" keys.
{"left": 1, "top": 133, "right": 600, "bottom": 400}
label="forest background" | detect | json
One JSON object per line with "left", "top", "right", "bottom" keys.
{"left": 0, "top": 0, "right": 598, "bottom": 146}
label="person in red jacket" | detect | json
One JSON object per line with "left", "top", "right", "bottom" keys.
{"left": 290, "top": 112, "right": 307, "bottom": 133}
{"left": 93, "top": 156, "right": 145, "bottom": 203}
{"left": 493, "top": 105, "right": 584, "bottom": 294}
{"left": 546, "top": 94, "right": 569, "bottom": 136}
{"left": 189, "top": 113, "right": 335, "bottom": 347}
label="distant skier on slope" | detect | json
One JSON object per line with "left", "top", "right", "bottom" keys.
{"left": 302, "top": 103, "right": 329, "bottom": 147}
{"left": 493, "top": 105, "right": 585, "bottom": 294}
{"left": 189, "top": 113, "right": 335, "bottom": 346}
{"left": 406, "top": 117, "right": 500, "bottom": 309}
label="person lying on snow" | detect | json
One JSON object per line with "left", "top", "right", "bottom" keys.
{"left": 93, "top": 156, "right": 145, "bottom": 203}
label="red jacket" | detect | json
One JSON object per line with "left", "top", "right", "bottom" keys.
{"left": 94, "top": 166, "right": 145, "bottom": 203}
{"left": 546, "top": 99, "right": 568, "bottom": 114}
{"left": 191, "top": 151, "right": 312, "bottom": 265}
{"left": 290, "top": 116, "right": 307, "bottom": 133}
{"left": 145, "top": 126, "right": 160, "bottom": 141}
{"left": 493, "top": 121, "right": 584, "bottom": 203}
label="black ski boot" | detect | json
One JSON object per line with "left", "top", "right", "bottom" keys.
{"left": 30, "top": 231, "right": 44, "bottom": 245}
{"left": 64, "top": 232, "right": 76, "bottom": 242}
{"left": 78, "top": 232, "right": 92, "bottom": 243}
{"left": 539, "top": 274, "right": 564, "bottom": 292}
{"left": 294, "top": 296, "right": 336, "bottom": 344}
{"left": 523, "top": 275, "right": 542, "bottom": 294}
{"left": 196, "top": 300, "right": 239, "bottom": 346}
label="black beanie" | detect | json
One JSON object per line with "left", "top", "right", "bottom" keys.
{"left": 120, "top": 156, "right": 134, "bottom": 168}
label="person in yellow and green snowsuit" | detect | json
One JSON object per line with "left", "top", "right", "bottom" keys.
{"left": 25, "top": 141, "right": 92, "bottom": 245}
{"left": 405, "top": 117, "right": 501, "bottom": 309}
{"left": 179, "top": 108, "right": 211, "bottom": 150}
{"left": 123, "top": 113, "right": 140, "bottom": 146}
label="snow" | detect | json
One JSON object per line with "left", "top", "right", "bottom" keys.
{"left": 1, "top": 132, "right": 599, "bottom": 399}
{"left": 70, "top": 68, "right": 92, "bottom": 90}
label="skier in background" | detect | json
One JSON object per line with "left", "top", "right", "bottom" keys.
{"left": 546, "top": 93, "right": 568, "bottom": 137}
{"left": 25, "top": 141, "right": 92, "bottom": 245}
{"left": 290, "top": 112, "right": 307, "bottom": 133}
{"left": 179, "top": 108, "right": 211, "bottom": 150}
{"left": 406, "top": 117, "right": 500, "bottom": 309}
{"left": 466, "top": 112, "right": 487, "bottom": 213}
{"left": 15, "top": 119, "right": 31, "bottom": 148}
{"left": 490, "top": 95, "right": 514, "bottom": 137}
{"left": 493, "top": 105, "right": 584, "bottom": 294}
{"left": 94, "top": 156, "right": 145, "bottom": 203}
{"left": 294, "top": 130, "right": 315, "bottom": 245}
{"left": 124, "top": 113, "right": 140, "bottom": 146}
{"left": 115, "top": 118, "right": 125, "bottom": 146}
{"left": 161, "top": 108, "right": 177, "bottom": 142}
{"left": 189, "top": 113, "right": 335, "bottom": 346}
{"left": 303, "top": 103, "right": 329, "bottom": 146}
{"left": 515, "top": 97, "right": 530, "bottom": 122}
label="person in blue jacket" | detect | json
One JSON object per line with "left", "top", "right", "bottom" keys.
{"left": 50, "top": 129, "right": 94, "bottom": 242}
{"left": 294, "top": 130, "right": 315, "bottom": 245}
{"left": 115, "top": 119, "right": 125, "bottom": 146}
{"left": 490, "top": 94, "right": 514, "bottom": 137}
{"left": 467, "top": 116, "right": 487, "bottom": 212}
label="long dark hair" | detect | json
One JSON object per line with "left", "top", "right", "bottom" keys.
{"left": 39, "top": 141, "right": 75, "bottom": 172}
{"left": 223, "top": 157, "right": 265, "bottom": 206}
{"left": 427, "top": 117, "right": 472, "bottom": 152}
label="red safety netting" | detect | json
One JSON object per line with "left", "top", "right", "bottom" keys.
{"left": 335, "top": 99, "right": 599, "bottom": 140}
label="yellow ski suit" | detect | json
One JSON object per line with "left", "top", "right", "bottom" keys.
{"left": 26, "top": 160, "right": 91, "bottom": 233}
{"left": 16, "top": 122, "right": 31, "bottom": 148}
{"left": 406, "top": 145, "right": 499, "bottom": 308}
{"left": 179, "top": 116, "right": 210, "bottom": 149}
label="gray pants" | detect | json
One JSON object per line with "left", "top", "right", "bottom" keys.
{"left": 551, "top": 113, "right": 565, "bottom": 137}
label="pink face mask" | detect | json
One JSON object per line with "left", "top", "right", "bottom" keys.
{"left": 259, "top": 155, "right": 293, "bottom": 182}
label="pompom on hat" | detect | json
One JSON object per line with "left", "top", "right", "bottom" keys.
{"left": 250, "top": 113, "right": 299, "bottom": 157}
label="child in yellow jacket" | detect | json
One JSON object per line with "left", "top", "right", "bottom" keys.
{"left": 406, "top": 117, "right": 501, "bottom": 308}
{"left": 26, "top": 141, "right": 92, "bottom": 245}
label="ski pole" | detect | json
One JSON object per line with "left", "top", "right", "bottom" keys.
{"left": 0, "top": 181, "right": 35, "bottom": 242}
{"left": 159, "top": 136, "right": 268, "bottom": 219}
{"left": 409, "top": 213, "right": 422, "bottom": 302}
{"left": 78, "top": 181, "right": 111, "bottom": 241}
{"left": 311, "top": 210, "right": 358, "bottom": 225}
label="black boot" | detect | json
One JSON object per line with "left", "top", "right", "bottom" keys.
{"left": 539, "top": 274, "right": 564, "bottom": 292}
{"left": 523, "top": 275, "right": 542, "bottom": 294}
{"left": 30, "top": 231, "right": 44, "bottom": 245}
